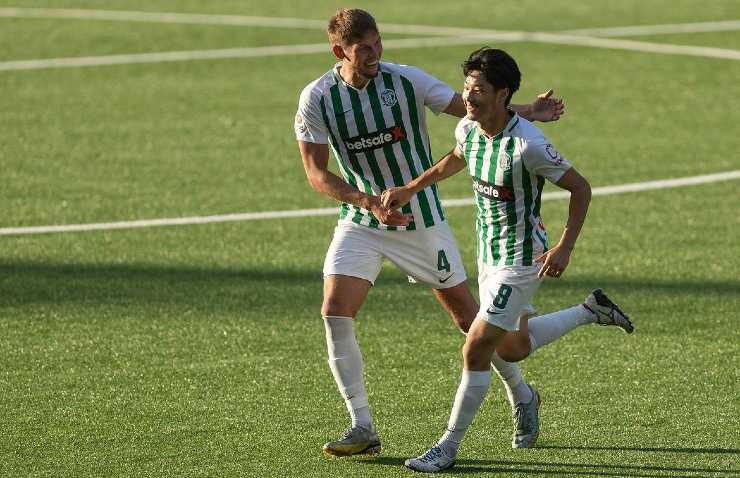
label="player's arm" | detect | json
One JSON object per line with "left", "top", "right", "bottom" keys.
{"left": 381, "top": 146, "right": 466, "bottom": 210}
{"left": 536, "top": 167, "right": 592, "bottom": 278}
{"left": 298, "top": 140, "right": 411, "bottom": 226}
{"left": 443, "top": 90, "right": 564, "bottom": 122}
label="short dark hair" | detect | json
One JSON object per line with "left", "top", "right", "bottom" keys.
{"left": 327, "top": 8, "right": 378, "bottom": 45}
{"left": 462, "top": 48, "right": 521, "bottom": 105}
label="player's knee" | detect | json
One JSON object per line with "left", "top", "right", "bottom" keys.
{"left": 321, "top": 296, "right": 353, "bottom": 317}
{"left": 463, "top": 331, "right": 495, "bottom": 369}
{"left": 496, "top": 337, "right": 531, "bottom": 362}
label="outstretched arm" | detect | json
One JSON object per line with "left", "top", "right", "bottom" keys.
{"left": 443, "top": 90, "right": 565, "bottom": 122}
{"left": 535, "top": 167, "right": 591, "bottom": 278}
{"left": 381, "top": 147, "right": 467, "bottom": 210}
{"left": 298, "top": 140, "right": 412, "bottom": 226}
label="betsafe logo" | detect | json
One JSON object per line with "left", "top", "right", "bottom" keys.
{"left": 472, "top": 177, "right": 514, "bottom": 202}
{"left": 344, "top": 125, "right": 406, "bottom": 154}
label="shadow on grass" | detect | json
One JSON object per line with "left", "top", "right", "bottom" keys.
{"left": 362, "top": 454, "right": 740, "bottom": 477}
{"left": 0, "top": 260, "right": 323, "bottom": 309}
{"left": 538, "top": 445, "right": 740, "bottom": 454}
{"left": 1, "top": 260, "right": 738, "bottom": 311}
{"left": 538, "top": 276, "right": 740, "bottom": 297}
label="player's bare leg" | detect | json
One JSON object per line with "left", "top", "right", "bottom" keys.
{"left": 321, "top": 274, "right": 381, "bottom": 456}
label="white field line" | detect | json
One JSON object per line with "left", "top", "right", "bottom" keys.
{"left": 1, "top": 8, "right": 739, "bottom": 72}
{"left": 564, "top": 20, "right": 740, "bottom": 37}
{"left": 4, "top": 7, "right": 740, "bottom": 37}
{"left": 0, "top": 36, "right": 515, "bottom": 72}
{"left": 2, "top": 170, "right": 739, "bottom": 237}
{"left": 2, "top": 30, "right": 739, "bottom": 72}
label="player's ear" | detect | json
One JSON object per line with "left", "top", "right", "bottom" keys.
{"left": 331, "top": 44, "right": 346, "bottom": 60}
{"left": 496, "top": 87, "right": 509, "bottom": 106}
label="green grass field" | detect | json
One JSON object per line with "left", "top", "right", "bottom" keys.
{"left": 1, "top": 2, "right": 739, "bottom": 477}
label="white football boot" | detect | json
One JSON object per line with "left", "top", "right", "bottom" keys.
{"left": 405, "top": 444, "right": 455, "bottom": 473}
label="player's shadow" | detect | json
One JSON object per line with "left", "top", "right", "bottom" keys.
{"left": 362, "top": 452, "right": 740, "bottom": 477}
{"left": 533, "top": 275, "right": 740, "bottom": 297}
{"left": 0, "top": 260, "right": 323, "bottom": 311}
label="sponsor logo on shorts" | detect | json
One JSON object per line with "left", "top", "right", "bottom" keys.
{"left": 343, "top": 125, "right": 406, "bottom": 154}
{"left": 439, "top": 273, "right": 454, "bottom": 284}
{"left": 472, "top": 177, "right": 514, "bottom": 202}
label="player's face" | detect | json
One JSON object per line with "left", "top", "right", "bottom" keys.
{"left": 462, "top": 71, "right": 508, "bottom": 122}
{"left": 340, "top": 30, "right": 383, "bottom": 79}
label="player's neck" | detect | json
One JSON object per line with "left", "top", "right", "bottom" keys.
{"left": 338, "top": 63, "right": 371, "bottom": 89}
{"left": 477, "top": 110, "right": 512, "bottom": 138}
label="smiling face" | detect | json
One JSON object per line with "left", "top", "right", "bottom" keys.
{"left": 333, "top": 29, "right": 383, "bottom": 84}
{"left": 462, "top": 70, "right": 509, "bottom": 123}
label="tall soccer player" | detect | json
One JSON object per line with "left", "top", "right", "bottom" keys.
{"left": 296, "top": 9, "right": 568, "bottom": 457}
{"left": 381, "top": 48, "right": 633, "bottom": 473}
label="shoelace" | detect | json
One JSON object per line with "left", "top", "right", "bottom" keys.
{"left": 419, "top": 446, "right": 444, "bottom": 463}
{"left": 513, "top": 404, "right": 535, "bottom": 434}
{"left": 341, "top": 427, "right": 362, "bottom": 439}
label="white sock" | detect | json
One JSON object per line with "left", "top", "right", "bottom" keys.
{"left": 491, "top": 353, "right": 532, "bottom": 406}
{"left": 438, "top": 369, "right": 491, "bottom": 457}
{"left": 527, "top": 304, "right": 594, "bottom": 353}
{"left": 323, "top": 316, "right": 373, "bottom": 429}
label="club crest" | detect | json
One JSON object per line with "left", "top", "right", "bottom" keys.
{"left": 381, "top": 89, "right": 397, "bottom": 107}
{"left": 498, "top": 152, "right": 513, "bottom": 171}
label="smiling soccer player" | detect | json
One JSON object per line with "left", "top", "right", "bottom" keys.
{"left": 382, "top": 48, "right": 634, "bottom": 473}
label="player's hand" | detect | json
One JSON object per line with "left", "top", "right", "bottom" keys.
{"left": 381, "top": 187, "right": 414, "bottom": 210}
{"left": 535, "top": 244, "right": 572, "bottom": 278}
{"left": 529, "top": 89, "right": 565, "bottom": 122}
{"left": 368, "top": 195, "right": 413, "bottom": 226}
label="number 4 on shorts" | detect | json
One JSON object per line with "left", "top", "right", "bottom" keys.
{"left": 437, "top": 250, "right": 450, "bottom": 273}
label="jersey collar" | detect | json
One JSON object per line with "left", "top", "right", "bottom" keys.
{"left": 331, "top": 62, "right": 380, "bottom": 92}
{"left": 477, "top": 113, "right": 519, "bottom": 140}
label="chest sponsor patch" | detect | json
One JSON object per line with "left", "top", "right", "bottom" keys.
{"left": 343, "top": 125, "right": 406, "bottom": 154}
{"left": 472, "top": 177, "right": 514, "bottom": 202}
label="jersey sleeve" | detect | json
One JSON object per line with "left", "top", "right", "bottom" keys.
{"left": 521, "top": 137, "right": 573, "bottom": 183}
{"left": 294, "top": 85, "right": 329, "bottom": 144}
{"left": 400, "top": 65, "right": 455, "bottom": 115}
{"left": 454, "top": 118, "right": 472, "bottom": 155}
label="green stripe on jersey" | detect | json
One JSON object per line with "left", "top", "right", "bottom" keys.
{"left": 488, "top": 134, "right": 503, "bottom": 264}
{"left": 521, "top": 149, "right": 534, "bottom": 265}
{"left": 329, "top": 84, "right": 377, "bottom": 227}
{"left": 347, "top": 87, "right": 389, "bottom": 229}
{"left": 473, "top": 131, "right": 489, "bottom": 264}
{"left": 366, "top": 78, "right": 419, "bottom": 231}
{"left": 502, "top": 137, "right": 518, "bottom": 265}
{"left": 400, "top": 75, "right": 445, "bottom": 222}
{"left": 320, "top": 96, "right": 362, "bottom": 225}
{"left": 382, "top": 71, "right": 432, "bottom": 229}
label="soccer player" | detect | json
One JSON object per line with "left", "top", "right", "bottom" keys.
{"left": 381, "top": 48, "right": 633, "bottom": 473}
{"left": 295, "top": 9, "right": 567, "bottom": 457}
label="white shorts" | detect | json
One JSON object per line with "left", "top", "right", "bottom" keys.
{"left": 323, "top": 220, "right": 467, "bottom": 289}
{"left": 477, "top": 263, "right": 542, "bottom": 331}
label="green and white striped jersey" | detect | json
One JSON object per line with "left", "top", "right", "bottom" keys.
{"left": 295, "top": 62, "right": 454, "bottom": 231}
{"left": 455, "top": 114, "right": 572, "bottom": 267}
